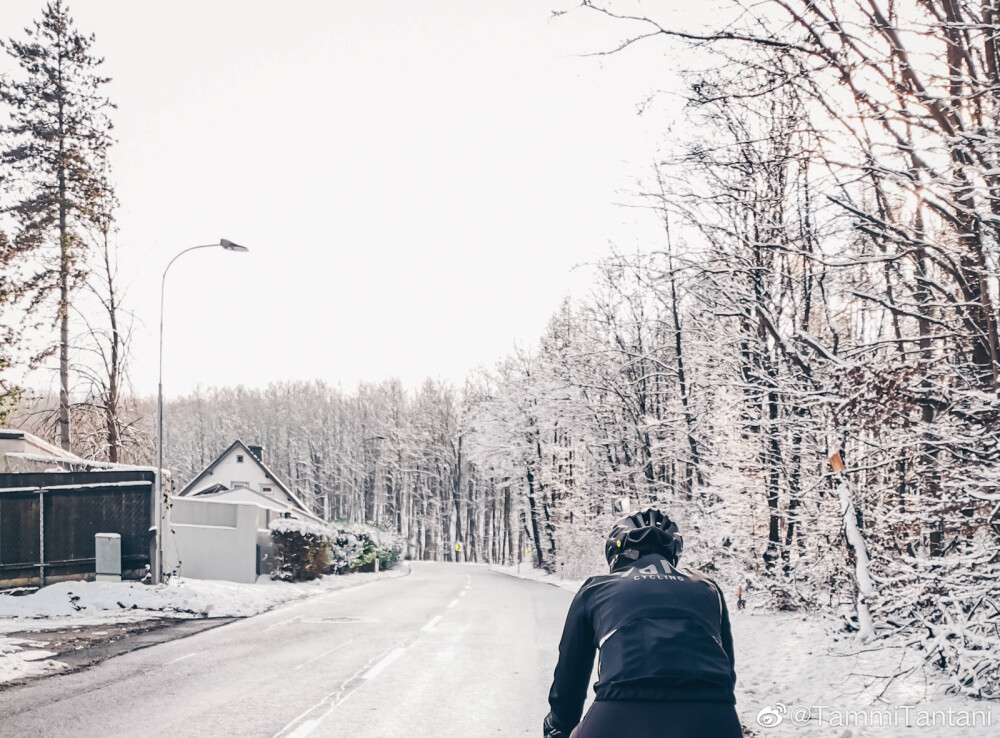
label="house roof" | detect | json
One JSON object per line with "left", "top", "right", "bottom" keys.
{"left": 0, "top": 428, "right": 83, "bottom": 461}
{"left": 0, "top": 428, "right": 156, "bottom": 473}
{"left": 176, "top": 440, "right": 310, "bottom": 513}
{"left": 201, "top": 485, "right": 293, "bottom": 512}
{"left": 190, "top": 482, "right": 228, "bottom": 497}
{"left": 176, "top": 484, "right": 327, "bottom": 524}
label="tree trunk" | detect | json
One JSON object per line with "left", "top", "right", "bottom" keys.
{"left": 57, "top": 88, "right": 71, "bottom": 452}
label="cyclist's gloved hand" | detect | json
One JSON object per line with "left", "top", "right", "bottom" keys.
{"left": 543, "top": 713, "right": 569, "bottom": 738}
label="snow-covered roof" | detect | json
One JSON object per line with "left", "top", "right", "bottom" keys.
{"left": 0, "top": 428, "right": 80, "bottom": 460}
{"left": 179, "top": 484, "right": 326, "bottom": 523}
{"left": 3, "top": 451, "right": 158, "bottom": 473}
{"left": 195, "top": 486, "right": 294, "bottom": 513}
{"left": 177, "top": 440, "right": 309, "bottom": 513}
{"left": 0, "top": 428, "right": 157, "bottom": 474}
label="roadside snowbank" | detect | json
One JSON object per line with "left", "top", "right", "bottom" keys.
{"left": 0, "top": 565, "right": 408, "bottom": 625}
{"left": 495, "top": 564, "right": 993, "bottom": 737}
{"left": 490, "top": 563, "right": 584, "bottom": 593}
{"left": 0, "top": 564, "right": 409, "bottom": 684}
{"left": 732, "top": 611, "right": 992, "bottom": 737}
{"left": 0, "top": 636, "right": 61, "bottom": 684}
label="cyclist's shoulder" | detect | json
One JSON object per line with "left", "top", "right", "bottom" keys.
{"left": 676, "top": 565, "right": 724, "bottom": 590}
{"left": 678, "top": 565, "right": 712, "bottom": 582}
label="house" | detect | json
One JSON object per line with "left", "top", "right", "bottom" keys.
{"left": 176, "top": 440, "right": 313, "bottom": 516}
{"left": 165, "top": 440, "right": 324, "bottom": 583}
{"left": 0, "top": 428, "right": 85, "bottom": 473}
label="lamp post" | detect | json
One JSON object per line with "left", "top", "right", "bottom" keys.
{"left": 155, "top": 239, "right": 249, "bottom": 582}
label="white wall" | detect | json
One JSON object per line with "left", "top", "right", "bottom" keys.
{"left": 164, "top": 497, "right": 262, "bottom": 584}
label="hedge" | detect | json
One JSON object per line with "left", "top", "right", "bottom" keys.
{"left": 269, "top": 517, "right": 404, "bottom": 579}
{"left": 269, "top": 518, "right": 332, "bottom": 581}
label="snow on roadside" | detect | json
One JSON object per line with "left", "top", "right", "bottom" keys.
{"left": 0, "top": 636, "right": 62, "bottom": 684}
{"left": 732, "top": 611, "right": 995, "bottom": 737}
{"left": 0, "top": 564, "right": 409, "bottom": 684}
{"left": 496, "top": 564, "right": 994, "bottom": 737}
{"left": 490, "top": 563, "right": 584, "bottom": 593}
{"left": 0, "top": 565, "right": 409, "bottom": 626}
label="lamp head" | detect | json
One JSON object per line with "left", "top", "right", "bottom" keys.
{"left": 220, "top": 239, "right": 249, "bottom": 252}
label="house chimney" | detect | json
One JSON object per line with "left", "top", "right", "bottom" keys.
{"left": 249, "top": 445, "right": 264, "bottom": 462}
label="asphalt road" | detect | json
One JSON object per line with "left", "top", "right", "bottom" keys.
{"left": 0, "top": 563, "right": 576, "bottom": 738}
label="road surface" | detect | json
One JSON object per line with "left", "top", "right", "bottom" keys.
{"left": 0, "top": 563, "right": 578, "bottom": 737}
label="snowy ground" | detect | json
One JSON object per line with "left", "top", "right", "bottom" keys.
{"left": 492, "top": 565, "right": 995, "bottom": 738}
{"left": 0, "top": 565, "right": 408, "bottom": 685}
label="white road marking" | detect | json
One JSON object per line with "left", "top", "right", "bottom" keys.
{"left": 270, "top": 569, "right": 445, "bottom": 737}
{"left": 285, "top": 718, "right": 322, "bottom": 738}
{"left": 274, "top": 654, "right": 381, "bottom": 737}
{"left": 447, "top": 599, "right": 459, "bottom": 608}
{"left": 459, "top": 590, "right": 467, "bottom": 597}
{"left": 421, "top": 615, "right": 443, "bottom": 632}
{"left": 165, "top": 652, "right": 196, "bottom": 665}
{"left": 263, "top": 616, "right": 298, "bottom": 634}
{"left": 294, "top": 639, "right": 354, "bottom": 670}
{"left": 362, "top": 646, "right": 407, "bottom": 680}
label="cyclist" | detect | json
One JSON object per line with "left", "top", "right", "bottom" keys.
{"left": 543, "top": 509, "right": 741, "bottom": 737}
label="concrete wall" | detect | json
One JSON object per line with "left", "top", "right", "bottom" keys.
{"left": 164, "top": 497, "right": 261, "bottom": 584}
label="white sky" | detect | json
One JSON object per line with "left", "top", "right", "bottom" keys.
{"left": 0, "top": 0, "right": 696, "bottom": 399}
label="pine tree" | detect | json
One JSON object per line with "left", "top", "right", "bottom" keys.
{"left": 0, "top": 0, "right": 115, "bottom": 450}
{"left": 0, "top": 229, "right": 23, "bottom": 422}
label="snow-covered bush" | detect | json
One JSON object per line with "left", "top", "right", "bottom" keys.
{"left": 269, "top": 518, "right": 332, "bottom": 581}
{"left": 351, "top": 525, "right": 405, "bottom": 572}
{"left": 270, "top": 518, "right": 405, "bottom": 575}
{"left": 328, "top": 525, "right": 364, "bottom": 574}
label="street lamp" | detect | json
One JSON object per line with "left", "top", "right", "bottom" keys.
{"left": 155, "top": 239, "right": 249, "bottom": 582}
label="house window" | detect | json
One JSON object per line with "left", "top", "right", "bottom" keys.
{"left": 237, "top": 455, "right": 244, "bottom": 463}
{"left": 262, "top": 486, "right": 272, "bottom": 493}
{"left": 232, "top": 480, "right": 249, "bottom": 488}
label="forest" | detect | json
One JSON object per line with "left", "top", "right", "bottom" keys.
{"left": 2, "top": 0, "right": 998, "bottom": 699}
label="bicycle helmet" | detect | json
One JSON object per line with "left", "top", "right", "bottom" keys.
{"left": 605, "top": 508, "right": 683, "bottom": 571}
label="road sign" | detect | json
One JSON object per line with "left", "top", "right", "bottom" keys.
{"left": 829, "top": 452, "right": 846, "bottom": 473}
{"left": 455, "top": 542, "right": 462, "bottom": 553}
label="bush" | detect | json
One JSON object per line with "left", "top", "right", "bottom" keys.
{"left": 329, "top": 522, "right": 404, "bottom": 573}
{"left": 269, "top": 518, "right": 333, "bottom": 581}
{"left": 270, "top": 518, "right": 405, "bottom": 578}
{"left": 329, "top": 525, "right": 364, "bottom": 574}
{"left": 368, "top": 526, "right": 404, "bottom": 570}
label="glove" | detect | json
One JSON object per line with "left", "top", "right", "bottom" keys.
{"left": 543, "top": 713, "right": 569, "bottom": 738}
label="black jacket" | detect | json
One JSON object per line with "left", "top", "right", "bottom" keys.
{"left": 544, "top": 554, "right": 736, "bottom": 737}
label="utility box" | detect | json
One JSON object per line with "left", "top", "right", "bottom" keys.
{"left": 95, "top": 533, "right": 122, "bottom": 582}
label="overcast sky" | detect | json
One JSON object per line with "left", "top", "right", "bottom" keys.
{"left": 0, "top": 0, "right": 694, "bottom": 399}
